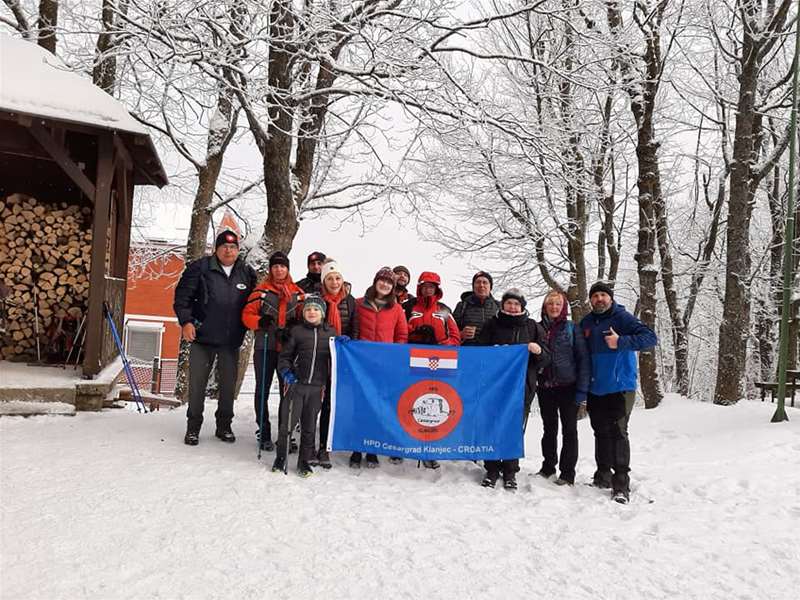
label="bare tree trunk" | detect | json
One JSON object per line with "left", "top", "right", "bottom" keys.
{"left": 607, "top": 0, "right": 666, "bottom": 408}
{"left": 37, "top": 0, "right": 58, "bottom": 54}
{"left": 714, "top": 5, "right": 762, "bottom": 405}
{"left": 713, "top": 0, "right": 793, "bottom": 404}
{"left": 174, "top": 86, "right": 239, "bottom": 401}
{"left": 93, "top": 0, "right": 129, "bottom": 94}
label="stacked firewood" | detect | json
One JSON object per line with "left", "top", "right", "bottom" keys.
{"left": 0, "top": 193, "right": 92, "bottom": 360}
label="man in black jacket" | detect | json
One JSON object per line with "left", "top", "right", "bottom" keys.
{"left": 296, "top": 251, "right": 326, "bottom": 293}
{"left": 453, "top": 271, "right": 499, "bottom": 346}
{"left": 173, "top": 231, "right": 257, "bottom": 446}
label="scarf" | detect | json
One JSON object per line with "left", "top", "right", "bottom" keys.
{"left": 264, "top": 274, "right": 297, "bottom": 327}
{"left": 323, "top": 288, "right": 347, "bottom": 334}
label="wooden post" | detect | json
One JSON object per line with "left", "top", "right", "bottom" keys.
{"left": 82, "top": 134, "right": 115, "bottom": 377}
{"left": 113, "top": 155, "right": 132, "bottom": 279}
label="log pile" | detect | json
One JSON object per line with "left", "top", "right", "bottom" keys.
{"left": 0, "top": 193, "right": 92, "bottom": 361}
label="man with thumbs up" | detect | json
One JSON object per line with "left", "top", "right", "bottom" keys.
{"left": 580, "top": 281, "right": 657, "bottom": 503}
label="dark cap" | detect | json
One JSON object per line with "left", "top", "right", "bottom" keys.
{"left": 215, "top": 230, "right": 238, "bottom": 249}
{"left": 307, "top": 251, "right": 326, "bottom": 265}
{"left": 269, "top": 251, "right": 290, "bottom": 269}
{"left": 472, "top": 271, "right": 493, "bottom": 289}
{"left": 589, "top": 281, "right": 614, "bottom": 299}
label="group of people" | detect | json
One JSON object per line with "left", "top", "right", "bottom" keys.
{"left": 173, "top": 230, "right": 657, "bottom": 503}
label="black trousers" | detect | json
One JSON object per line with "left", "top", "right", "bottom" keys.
{"left": 587, "top": 391, "right": 635, "bottom": 492}
{"left": 537, "top": 386, "right": 579, "bottom": 482}
{"left": 253, "top": 348, "right": 284, "bottom": 440}
{"left": 484, "top": 459, "right": 519, "bottom": 477}
{"left": 186, "top": 342, "right": 239, "bottom": 432}
{"left": 276, "top": 383, "right": 324, "bottom": 466}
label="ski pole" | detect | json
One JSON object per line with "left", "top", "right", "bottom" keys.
{"left": 32, "top": 287, "right": 41, "bottom": 363}
{"left": 104, "top": 303, "right": 147, "bottom": 413}
{"left": 64, "top": 315, "right": 86, "bottom": 368}
{"left": 257, "top": 333, "right": 269, "bottom": 461}
{"left": 283, "top": 382, "right": 295, "bottom": 475}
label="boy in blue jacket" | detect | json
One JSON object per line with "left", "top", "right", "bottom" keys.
{"left": 579, "top": 282, "right": 657, "bottom": 503}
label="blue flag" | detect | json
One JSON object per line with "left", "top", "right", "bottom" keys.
{"left": 329, "top": 339, "right": 528, "bottom": 461}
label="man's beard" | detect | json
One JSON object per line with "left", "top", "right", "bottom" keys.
{"left": 592, "top": 302, "right": 610, "bottom": 314}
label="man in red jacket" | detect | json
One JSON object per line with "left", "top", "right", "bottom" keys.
{"left": 407, "top": 271, "right": 461, "bottom": 346}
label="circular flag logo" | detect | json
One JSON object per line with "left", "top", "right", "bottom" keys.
{"left": 398, "top": 380, "right": 462, "bottom": 441}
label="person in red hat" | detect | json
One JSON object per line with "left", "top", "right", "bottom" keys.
{"left": 406, "top": 271, "right": 460, "bottom": 469}
{"left": 349, "top": 267, "right": 408, "bottom": 469}
{"left": 407, "top": 271, "right": 461, "bottom": 347}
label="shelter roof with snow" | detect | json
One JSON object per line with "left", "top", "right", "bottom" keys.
{"left": 0, "top": 34, "right": 168, "bottom": 386}
{"left": 0, "top": 35, "right": 167, "bottom": 187}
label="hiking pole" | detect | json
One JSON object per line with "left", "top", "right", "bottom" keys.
{"left": 103, "top": 302, "right": 147, "bottom": 413}
{"left": 73, "top": 326, "right": 87, "bottom": 370}
{"left": 33, "top": 302, "right": 41, "bottom": 363}
{"left": 257, "top": 335, "right": 269, "bottom": 461}
{"left": 64, "top": 314, "right": 86, "bottom": 368}
{"left": 283, "top": 382, "right": 295, "bottom": 475}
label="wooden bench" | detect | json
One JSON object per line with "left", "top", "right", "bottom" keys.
{"left": 755, "top": 370, "right": 800, "bottom": 407}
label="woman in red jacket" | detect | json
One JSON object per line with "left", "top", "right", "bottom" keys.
{"left": 407, "top": 271, "right": 461, "bottom": 346}
{"left": 349, "top": 267, "right": 408, "bottom": 469}
{"left": 241, "top": 251, "right": 303, "bottom": 451}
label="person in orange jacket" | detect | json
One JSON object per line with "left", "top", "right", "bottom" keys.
{"left": 241, "top": 251, "right": 303, "bottom": 451}
{"left": 407, "top": 271, "right": 461, "bottom": 347}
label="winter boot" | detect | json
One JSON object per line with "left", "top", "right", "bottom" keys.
{"left": 612, "top": 490, "right": 630, "bottom": 504}
{"left": 184, "top": 430, "right": 199, "bottom": 446}
{"left": 215, "top": 428, "right": 236, "bottom": 443}
{"left": 481, "top": 471, "right": 500, "bottom": 488}
{"left": 503, "top": 474, "right": 518, "bottom": 491}
{"left": 388, "top": 457, "right": 404, "bottom": 465}
{"left": 272, "top": 455, "right": 286, "bottom": 473}
{"left": 592, "top": 470, "right": 613, "bottom": 489}
{"left": 422, "top": 460, "right": 440, "bottom": 470}
{"left": 366, "top": 454, "right": 380, "bottom": 468}
{"left": 554, "top": 477, "right": 574, "bottom": 486}
{"left": 257, "top": 429, "right": 274, "bottom": 452}
{"left": 536, "top": 468, "right": 555, "bottom": 479}
{"left": 316, "top": 448, "right": 332, "bottom": 470}
{"left": 298, "top": 461, "right": 314, "bottom": 478}
{"left": 349, "top": 452, "right": 362, "bottom": 469}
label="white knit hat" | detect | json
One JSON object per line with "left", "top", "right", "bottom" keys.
{"left": 321, "top": 261, "right": 343, "bottom": 282}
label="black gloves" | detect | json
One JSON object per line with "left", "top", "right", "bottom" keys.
{"left": 410, "top": 325, "right": 437, "bottom": 345}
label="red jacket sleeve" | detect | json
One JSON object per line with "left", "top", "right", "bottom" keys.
{"left": 242, "top": 290, "right": 263, "bottom": 330}
{"left": 394, "top": 305, "right": 408, "bottom": 343}
{"left": 443, "top": 314, "right": 461, "bottom": 346}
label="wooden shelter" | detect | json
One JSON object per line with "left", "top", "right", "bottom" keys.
{"left": 0, "top": 35, "right": 167, "bottom": 378}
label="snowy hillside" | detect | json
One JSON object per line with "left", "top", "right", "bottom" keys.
{"left": 1, "top": 394, "right": 798, "bottom": 599}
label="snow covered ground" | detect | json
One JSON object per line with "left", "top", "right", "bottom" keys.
{"left": 2, "top": 393, "right": 799, "bottom": 599}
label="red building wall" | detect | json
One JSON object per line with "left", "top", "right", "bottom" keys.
{"left": 125, "top": 250, "right": 184, "bottom": 360}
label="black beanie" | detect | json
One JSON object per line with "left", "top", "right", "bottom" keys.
{"left": 269, "top": 251, "right": 290, "bottom": 269}
{"left": 589, "top": 281, "right": 614, "bottom": 298}
{"left": 501, "top": 288, "right": 526, "bottom": 309}
{"left": 215, "top": 230, "right": 238, "bottom": 249}
{"left": 472, "top": 271, "right": 493, "bottom": 289}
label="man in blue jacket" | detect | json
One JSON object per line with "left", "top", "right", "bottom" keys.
{"left": 580, "top": 281, "right": 657, "bottom": 503}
